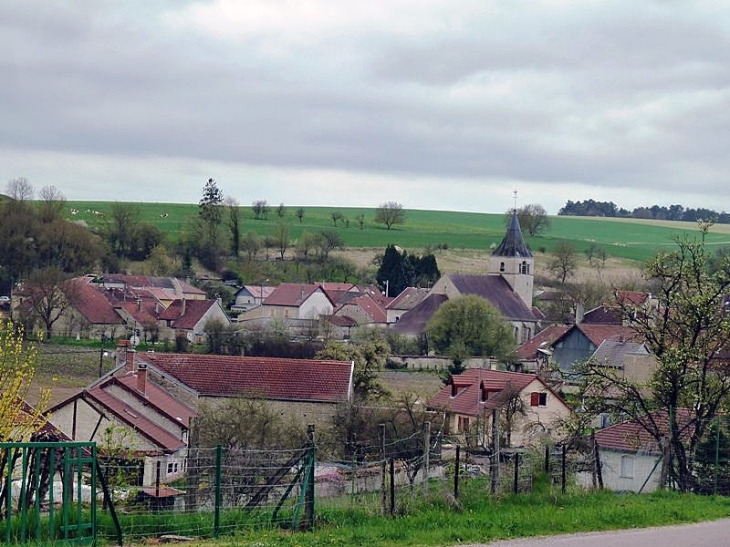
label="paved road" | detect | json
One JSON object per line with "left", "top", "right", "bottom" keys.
{"left": 466, "top": 519, "right": 730, "bottom": 547}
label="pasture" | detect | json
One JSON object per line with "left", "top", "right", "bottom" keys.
{"left": 63, "top": 202, "right": 730, "bottom": 263}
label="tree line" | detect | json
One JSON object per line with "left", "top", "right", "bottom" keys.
{"left": 559, "top": 199, "right": 730, "bottom": 224}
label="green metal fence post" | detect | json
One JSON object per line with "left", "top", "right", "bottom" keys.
{"left": 214, "top": 445, "right": 222, "bottom": 538}
{"left": 4, "top": 448, "right": 12, "bottom": 544}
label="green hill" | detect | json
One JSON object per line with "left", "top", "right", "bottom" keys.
{"left": 62, "top": 202, "right": 730, "bottom": 263}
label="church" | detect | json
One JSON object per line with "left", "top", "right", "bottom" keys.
{"left": 392, "top": 210, "right": 543, "bottom": 344}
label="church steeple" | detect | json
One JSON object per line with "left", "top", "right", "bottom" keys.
{"left": 489, "top": 209, "right": 534, "bottom": 309}
{"left": 492, "top": 210, "right": 533, "bottom": 258}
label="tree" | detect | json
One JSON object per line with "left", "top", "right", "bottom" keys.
{"left": 374, "top": 202, "right": 405, "bottom": 230}
{"left": 355, "top": 213, "right": 365, "bottom": 230}
{"left": 20, "top": 268, "right": 80, "bottom": 341}
{"left": 225, "top": 197, "right": 242, "bottom": 257}
{"left": 37, "top": 185, "right": 66, "bottom": 223}
{"left": 273, "top": 222, "right": 290, "bottom": 260}
{"left": 316, "top": 333, "right": 390, "bottom": 400}
{"left": 252, "top": 200, "right": 269, "bottom": 220}
{"left": 295, "top": 207, "right": 305, "bottom": 224}
{"left": 507, "top": 204, "right": 550, "bottom": 237}
{"left": 105, "top": 202, "right": 140, "bottom": 258}
{"left": 297, "top": 231, "right": 319, "bottom": 261}
{"left": 276, "top": 202, "right": 286, "bottom": 219}
{"left": 317, "top": 230, "right": 344, "bottom": 259}
{"left": 241, "top": 231, "right": 262, "bottom": 262}
{"left": 548, "top": 241, "right": 578, "bottom": 285}
{"left": 425, "top": 295, "right": 516, "bottom": 362}
{"left": 331, "top": 211, "right": 344, "bottom": 227}
{"left": 375, "top": 245, "right": 439, "bottom": 296}
{"left": 6, "top": 176, "right": 34, "bottom": 201}
{"left": 581, "top": 232, "right": 730, "bottom": 492}
{"left": 0, "top": 326, "right": 49, "bottom": 441}
{"left": 199, "top": 178, "right": 224, "bottom": 229}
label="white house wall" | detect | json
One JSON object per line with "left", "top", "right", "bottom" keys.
{"left": 576, "top": 450, "right": 661, "bottom": 493}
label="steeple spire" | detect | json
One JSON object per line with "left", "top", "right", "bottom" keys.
{"left": 492, "top": 210, "right": 532, "bottom": 258}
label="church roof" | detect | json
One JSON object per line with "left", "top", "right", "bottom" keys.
{"left": 492, "top": 211, "right": 532, "bottom": 258}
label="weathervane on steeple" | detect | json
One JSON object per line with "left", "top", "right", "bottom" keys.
{"left": 513, "top": 190, "right": 518, "bottom": 212}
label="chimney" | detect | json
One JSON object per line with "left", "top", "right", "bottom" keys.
{"left": 181, "top": 298, "right": 186, "bottom": 316}
{"left": 575, "top": 302, "right": 585, "bottom": 324}
{"left": 137, "top": 363, "right": 148, "bottom": 395}
{"left": 136, "top": 298, "right": 142, "bottom": 311}
{"left": 126, "top": 347, "right": 137, "bottom": 373}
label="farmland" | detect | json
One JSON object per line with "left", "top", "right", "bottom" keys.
{"left": 63, "top": 202, "right": 730, "bottom": 264}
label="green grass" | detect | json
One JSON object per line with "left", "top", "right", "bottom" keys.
{"left": 107, "top": 479, "right": 730, "bottom": 547}
{"left": 63, "top": 201, "right": 730, "bottom": 263}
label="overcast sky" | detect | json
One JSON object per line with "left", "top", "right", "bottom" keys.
{"left": 2, "top": 1, "right": 729, "bottom": 215}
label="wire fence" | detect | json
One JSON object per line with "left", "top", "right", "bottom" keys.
{"left": 5, "top": 419, "right": 730, "bottom": 545}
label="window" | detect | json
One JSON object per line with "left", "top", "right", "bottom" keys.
{"left": 457, "top": 416, "right": 470, "bottom": 433}
{"left": 620, "top": 455, "right": 634, "bottom": 478}
{"left": 530, "top": 392, "right": 547, "bottom": 407}
{"left": 167, "top": 463, "right": 174, "bottom": 474}
{"left": 520, "top": 261, "right": 529, "bottom": 274}
{"left": 500, "top": 262, "right": 505, "bottom": 272}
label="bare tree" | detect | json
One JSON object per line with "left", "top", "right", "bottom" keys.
{"left": 317, "top": 230, "right": 344, "bottom": 259}
{"left": 21, "top": 268, "right": 80, "bottom": 341}
{"left": 38, "top": 186, "right": 66, "bottom": 223}
{"left": 6, "top": 177, "right": 34, "bottom": 201}
{"left": 295, "top": 207, "right": 305, "bottom": 224}
{"left": 507, "top": 204, "right": 551, "bottom": 237}
{"left": 273, "top": 222, "right": 290, "bottom": 260}
{"left": 548, "top": 241, "right": 578, "bottom": 285}
{"left": 374, "top": 202, "right": 405, "bottom": 230}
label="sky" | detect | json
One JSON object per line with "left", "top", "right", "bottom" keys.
{"left": 1, "top": 1, "right": 730, "bottom": 215}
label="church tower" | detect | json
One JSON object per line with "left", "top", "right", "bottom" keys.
{"left": 489, "top": 210, "right": 534, "bottom": 309}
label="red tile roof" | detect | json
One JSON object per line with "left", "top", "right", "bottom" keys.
{"left": 264, "top": 284, "right": 331, "bottom": 307}
{"left": 616, "top": 291, "right": 651, "bottom": 307}
{"left": 138, "top": 353, "right": 353, "bottom": 403}
{"left": 576, "top": 324, "right": 639, "bottom": 347}
{"left": 582, "top": 306, "right": 623, "bottom": 325}
{"left": 84, "top": 387, "right": 187, "bottom": 453}
{"left": 113, "top": 374, "right": 196, "bottom": 428}
{"left": 68, "top": 278, "right": 124, "bottom": 325}
{"left": 428, "top": 369, "right": 553, "bottom": 417}
{"left": 516, "top": 324, "right": 570, "bottom": 360}
{"left": 336, "top": 294, "right": 387, "bottom": 323}
{"left": 158, "top": 299, "right": 219, "bottom": 329}
{"left": 594, "top": 409, "right": 692, "bottom": 454}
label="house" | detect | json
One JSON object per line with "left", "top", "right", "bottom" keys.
{"left": 515, "top": 324, "right": 571, "bottom": 371}
{"left": 231, "top": 285, "right": 275, "bottom": 313}
{"left": 589, "top": 339, "right": 656, "bottom": 384}
{"left": 576, "top": 412, "right": 679, "bottom": 493}
{"left": 394, "top": 211, "right": 543, "bottom": 345}
{"left": 385, "top": 287, "right": 430, "bottom": 324}
{"left": 91, "top": 275, "right": 206, "bottom": 303}
{"left": 333, "top": 293, "right": 388, "bottom": 326}
{"left": 552, "top": 323, "right": 639, "bottom": 375}
{"left": 46, "top": 352, "right": 196, "bottom": 486}
{"left": 260, "top": 283, "right": 334, "bottom": 320}
{"left": 128, "top": 349, "right": 354, "bottom": 428}
{"left": 157, "top": 298, "right": 230, "bottom": 344}
{"left": 428, "top": 369, "right": 571, "bottom": 448}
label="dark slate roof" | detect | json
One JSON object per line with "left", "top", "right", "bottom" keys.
{"left": 137, "top": 353, "right": 353, "bottom": 403}
{"left": 386, "top": 287, "right": 430, "bottom": 311}
{"left": 492, "top": 211, "right": 532, "bottom": 258}
{"left": 590, "top": 339, "right": 650, "bottom": 368}
{"left": 391, "top": 293, "right": 449, "bottom": 335}
{"left": 448, "top": 274, "right": 540, "bottom": 321}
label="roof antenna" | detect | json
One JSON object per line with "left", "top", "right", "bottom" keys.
{"left": 513, "top": 190, "right": 518, "bottom": 213}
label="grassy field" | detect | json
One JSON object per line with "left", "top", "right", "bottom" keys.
{"left": 63, "top": 202, "right": 730, "bottom": 264}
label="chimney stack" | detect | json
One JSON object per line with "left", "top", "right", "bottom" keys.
{"left": 181, "top": 298, "right": 186, "bottom": 316}
{"left": 137, "top": 362, "right": 148, "bottom": 395}
{"left": 127, "top": 347, "right": 137, "bottom": 373}
{"left": 575, "top": 302, "right": 585, "bottom": 324}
